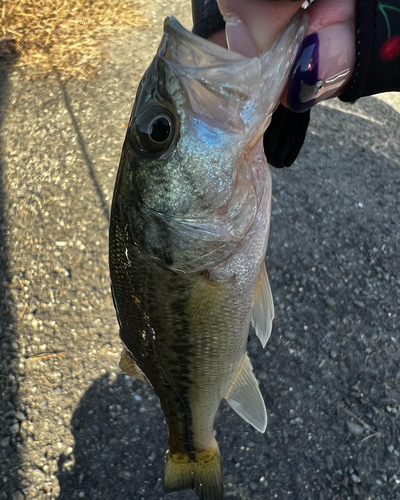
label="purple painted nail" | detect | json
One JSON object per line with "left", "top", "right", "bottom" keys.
{"left": 287, "top": 25, "right": 355, "bottom": 113}
{"left": 287, "top": 33, "right": 320, "bottom": 113}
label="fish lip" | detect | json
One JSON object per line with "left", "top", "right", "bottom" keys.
{"left": 163, "top": 16, "right": 252, "bottom": 63}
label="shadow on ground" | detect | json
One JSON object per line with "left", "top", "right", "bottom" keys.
{"left": 0, "top": 70, "right": 23, "bottom": 499}
{"left": 57, "top": 373, "right": 167, "bottom": 500}
{"left": 59, "top": 78, "right": 110, "bottom": 223}
{"left": 58, "top": 97, "right": 400, "bottom": 500}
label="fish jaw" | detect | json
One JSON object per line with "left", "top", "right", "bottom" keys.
{"left": 112, "top": 20, "right": 270, "bottom": 272}
{"left": 112, "top": 14, "right": 306, "bottom": 275}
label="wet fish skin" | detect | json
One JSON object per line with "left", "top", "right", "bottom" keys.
{"left": 109, "top": 15, "right": 306, "bottom": 500}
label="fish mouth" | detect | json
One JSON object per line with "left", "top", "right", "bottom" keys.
{"left": 159, "top": 16, "right": 266, "bottom": 127}
{"left": 162, "top": 16, "right": 241, "bottom": 60}
{"left": 161, "top": 16, "right": 257, "bottom": 68}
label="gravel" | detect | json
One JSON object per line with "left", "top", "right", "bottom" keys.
{"left": 1, "top": 1, "right": 400, "bottom": 499}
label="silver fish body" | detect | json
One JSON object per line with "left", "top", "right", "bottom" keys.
{"left": 109, "top": 15, "right": 306, "bottom": 500}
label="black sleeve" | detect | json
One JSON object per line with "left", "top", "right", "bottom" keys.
{"left": 192, "top": 0, "right": 225, "bottom": 38}
{"left": 341, "top": 0, "right": 400, "bottom": 102}
{"left": 192, "top": 0, "right": 310, "bottom": 169}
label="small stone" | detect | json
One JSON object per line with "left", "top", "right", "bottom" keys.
{"left": 33, "top": 468, "right": 46, "bottom": 480}
{"left": 325, "top": 297, "right": 336, "bottom": 308}
{"left": 15, "top": 411, "right": 26, "bottom": 422}
{"left": 1, "top": 436, "right": 11, "bottom": 447}
{"left": 249, "top": 481, "right": 258, "bottom": 491}
{"left": 284, "top": 331, "right": 295, "bottom": 341}
{"left": 11, "top": 491, "right": 25, "bottom": 500}
{"left": 346, "top": 420, "right": 363, "bottom": 437}
{"left": 134, "top": 395, "right": 142, "bottom": 401}
{"left": 387, "top": 444, "right": 395, "bottom": 454}
{"left": 351, "top": 474, "right": 361, "bottom": 483}
{"left": 9, "top": 423, "right": 19, "bottom": 434}
{"left": 325, "top": 455, "right": 334, "bottom": 470}
{"left": 330, "top": 349, "right": 338, "bottom": 360}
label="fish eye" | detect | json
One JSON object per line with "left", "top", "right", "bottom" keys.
{"left": 149, "top": 115, "right": 171, "bottom": 143}
{"left": 133, "top": 107, "right": 178, "bottom": 158}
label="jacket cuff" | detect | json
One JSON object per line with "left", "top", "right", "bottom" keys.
{"left": 341, "top": 0, "right": 400, "bottom": 102}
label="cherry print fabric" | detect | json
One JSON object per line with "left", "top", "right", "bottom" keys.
{"left": 341, "top": 0, "right": 400, "bottom": 101}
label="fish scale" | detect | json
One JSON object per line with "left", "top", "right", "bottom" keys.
{"left": 109, "top": 14, "right": 307, "bottom": 500}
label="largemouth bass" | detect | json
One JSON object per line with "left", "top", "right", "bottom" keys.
{"left": 109, "top": 14, "right": 306, "bottom": 500}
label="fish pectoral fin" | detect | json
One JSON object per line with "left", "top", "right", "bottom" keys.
{"left": 119, "top": 349, "right": 149, "bottom": 384}
{"left": 224, "top": 354, "right": 267, "bottom": 433}
{"left": 251, "top": 262, "right": 274, "bottom": 348}
{"left": 164, "top": 438, "right": 223, "bottom": 500}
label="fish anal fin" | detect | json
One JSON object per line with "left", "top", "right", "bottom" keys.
{"left": 164, "top": 438, "right": 223, "bottom": 500}
{"left": 251, "top": 262, "right": 274, "bottom": 348}
{"left": 119, "top": 349, "right": 148, "bottom": 383}
{"left": 224, "top": 354, "right": 267, "bottom": 433}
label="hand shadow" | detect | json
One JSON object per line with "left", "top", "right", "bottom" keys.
{"left": 56, "top": 372, "right": 174, "bottom": 500}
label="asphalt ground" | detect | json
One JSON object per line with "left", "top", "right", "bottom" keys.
{"left": 1, "top": 2, "right": 400, "bottom": 499}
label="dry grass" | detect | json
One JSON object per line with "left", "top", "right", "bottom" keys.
{"left": 0, "top": 0, "right": 149, "bottom": 79}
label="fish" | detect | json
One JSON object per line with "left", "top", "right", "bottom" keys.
{"left": 109, "top": 14, "right": 306, "bottom": 500}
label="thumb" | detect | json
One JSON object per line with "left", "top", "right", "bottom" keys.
{"left": 284, "top": 0, "right": 356, "bottom": 112}
{"left": 216, "top": 0, "right": 304, "bottom": 57}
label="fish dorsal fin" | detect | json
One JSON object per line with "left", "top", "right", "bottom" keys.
{"left": 251, "top": 262, "right": 274, "bottom": 348}
{"left": 119, "top": 349, "right": 149, "bottom": 384}
{"left": 224, "top": 354, "right": 267, "bottom": 433}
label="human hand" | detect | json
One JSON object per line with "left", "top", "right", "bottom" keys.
{"left": 213, "top": 0, "right": 356, "bottom": 112}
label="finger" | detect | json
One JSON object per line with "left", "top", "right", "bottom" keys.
{"left": 284, "top": 0, "right": 356, "bottom": 112}
{"left": 210, "top": 0, "right": 303, "bottom": 56}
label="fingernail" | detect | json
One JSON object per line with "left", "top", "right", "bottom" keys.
{"left": 224, "top": 14, "right": 259, "bottom": 58}
{"left": 287, "top": 24, "right": 354, "bottom": 113}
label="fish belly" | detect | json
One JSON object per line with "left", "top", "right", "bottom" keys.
{"left": 110, "top": 207, "right": 251, "bottom": 452}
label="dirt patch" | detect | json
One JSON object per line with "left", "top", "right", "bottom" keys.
{"left": 0, "top": 0, "right": 149, "bottom": 79}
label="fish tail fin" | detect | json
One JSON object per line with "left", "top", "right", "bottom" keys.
{"left": 164, "top": 438, "right": 223, "bottom": 500}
